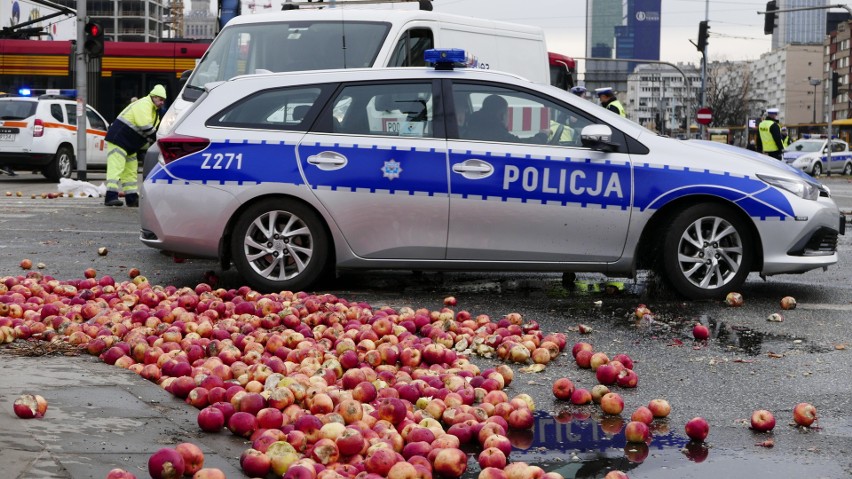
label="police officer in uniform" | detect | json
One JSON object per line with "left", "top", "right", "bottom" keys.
{"left": 756, "top": 108, "right": 783, "bottom": 160}
{"left": 103, "top": 85, "right": 167, "bottom": 206}
{"left": 570, "top": 85, "right": 587, "bottom": 97}
{"left": 780, "top": 126, "right": 791, "bottom": 149}
{"left": 594, "top": 87, "right": 626, "bottom": 117}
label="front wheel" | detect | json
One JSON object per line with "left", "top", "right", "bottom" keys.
{"left": 230, "top": 199, "right": 329, "bottom": 293}
{"left": 842, "top": 162, "right": 852, "bottom": 176}
{"left": 43, "top": 146, "right": 74, "bottom": 182}
{"left": 811, "top": 161, "right": 822, "bottom": 177}
{"left": 659, "top": 204, "right": 753, "bottom": 300}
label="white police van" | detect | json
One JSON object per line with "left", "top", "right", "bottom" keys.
{"left": 143, "top": 2, "right": 550, "bottom": 178}
{"left": 140, "top": 49, "right": 844, "bottom": 300}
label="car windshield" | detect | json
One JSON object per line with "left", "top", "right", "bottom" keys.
{"left": 0, "top": 100, "right": 36, "bottom": 120}
{"left": 186, "top": 20, "right": 391, "bottom": 101}
{"left": 786, "top": 140, "right": 823, "bottom": 153}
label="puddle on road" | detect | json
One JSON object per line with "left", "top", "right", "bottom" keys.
{"left": 460, "top": 410, "right": 843, "bottom": 478}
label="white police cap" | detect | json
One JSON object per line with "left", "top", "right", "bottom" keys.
{"left": 595, "top": 87, "right": 614, "bottom": 96}
{"left": 766, "top": 108, "right": 779, "bottom": 115}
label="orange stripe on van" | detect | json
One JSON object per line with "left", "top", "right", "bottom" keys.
{"left": 41, "top": 122, "right": 107, "bottom": 136}
{"left": 1, "top": 121, "right": 28, "bottom": 127}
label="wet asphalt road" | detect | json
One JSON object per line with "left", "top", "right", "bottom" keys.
{"left": 0, "top": 172, "right": 850, "bottom": 478}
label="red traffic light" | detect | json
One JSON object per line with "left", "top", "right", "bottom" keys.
{"left": 88, "top": 24, "right": 99, "bottom": 36}
{"left": 84, "top": 22, "right": 104, "bottom": 58}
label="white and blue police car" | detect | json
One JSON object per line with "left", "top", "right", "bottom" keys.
{"left": 782, "top": 137, "right": 852, "bottom": 177}
{"left": 140, "top": 49, "right": 844, "bottom": 300}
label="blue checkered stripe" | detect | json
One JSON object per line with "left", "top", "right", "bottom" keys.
{"left": 148, "top": 140, "right": 795, "bottom": 220}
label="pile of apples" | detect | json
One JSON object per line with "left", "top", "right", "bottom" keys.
{"left": 1, "top": 270, "right": 574, "bottom": 479}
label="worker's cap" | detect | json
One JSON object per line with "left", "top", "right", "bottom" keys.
{"left": 765, "top": 108, "right": 779, "bottom": 115}
{"left": 595, "top": 87, "right": 614, "bottom": 96}
{"left": 570, "top": 86, "right": 587, "bottom": 95}
{"left": 149, "top": 84, "right": 167, "bottom": 100}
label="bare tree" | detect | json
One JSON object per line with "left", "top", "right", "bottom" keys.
{"left": 705, "top": 61, "right": 753, "bottom": 127}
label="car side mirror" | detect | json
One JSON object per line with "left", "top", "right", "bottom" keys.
{"left": 580, "top": 124, "right": 617, "bottom": 152}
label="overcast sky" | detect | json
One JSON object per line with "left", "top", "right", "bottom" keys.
{"left": 229, "top": 0, "right": 852, "bottom": 78}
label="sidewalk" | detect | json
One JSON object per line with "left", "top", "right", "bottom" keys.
{"left": 0, "top": 352, "right": 245, "bottom": 479}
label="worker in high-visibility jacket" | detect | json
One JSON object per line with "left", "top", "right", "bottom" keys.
{"left": 755, "top": 108, "right": 783, "bottom": 160}
{"left": 103, "top": 85, "right": 166, "bottom": 206}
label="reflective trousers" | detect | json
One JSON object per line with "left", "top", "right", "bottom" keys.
{"left": 105, "top": 142, "right": 139, "bottom": 195}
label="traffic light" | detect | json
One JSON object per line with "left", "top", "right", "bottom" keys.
{"left": 84, "top": 22, "right": 104, "bottom": 58}
{"left": 696, "top": 21, "right": 709, "bottom": 51}
{"left": 832, "top": 71, "right": 841, "bottom": 98}
{"left": 764, "top": 1, "right": 778, "bottom": 35}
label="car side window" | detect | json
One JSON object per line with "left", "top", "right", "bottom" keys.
{"left": 50, "top": 104, "right": 64, "bottom": 123}
{"left": 64, "top": 104, "right": 76, "bottom": 126}
{"left": 86, "top": 108, "right": 107, "bottom": 131}
{"left": 207, "top": 86, "right": 328, "bottom": 130}
{"left": 451, "top": 83, "right": 593, "bottom": 147}
{"left": 832, "top": 141, "right": 844, "bottom": 153}
{"left": 330, "top": 82, "right": 434, "bottom": 138}
{"left": 388, "top": 28, "right": 434, "bottom": 67}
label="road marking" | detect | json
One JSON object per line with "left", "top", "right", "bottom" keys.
{"left": 797, "top": 303, "right": 852, "bottom": 311}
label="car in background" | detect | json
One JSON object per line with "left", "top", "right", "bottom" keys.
{"left": 140, "top": 50, "right": 844, "bottom": 300}
{"left": 783, "top": 137, "right": 852, "bottom": 177}
{"left": 0, "top": 91, "right": 110, "bottom": 181}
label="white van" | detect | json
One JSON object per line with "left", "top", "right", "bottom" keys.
{"left": 155, "top": 7, "right": 550, "bottom": 137}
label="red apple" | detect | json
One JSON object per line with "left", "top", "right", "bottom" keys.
{"left": 595, "top": 364, "right": 618, "bottom": 385}
{"left": 624, "top": 421, "right": 650, "bottom": 443}
{"left": 793, "top": 402, "right": 817, "bottom": 427}
{"left": 552, "top": 377, "right": 575, "bottom": 400}
{"left": 685, "top": 417, "right": 710, "bottom": 442}
{"left": 692, "top": 323, "right": 709, "bottom": 340}
{"left": 478, "top": 447, "right": 508, "bottom": 469}
{"left": 750, "top": 409, "right": 776, "bottom": 432}
{"left": 148, "top": 447, "right": 185, "bottom": 479}
{"left": 433, "top": 447, "right": 467, "bottom": 478}
{"left": 175, "top": 442, "right": 204, "bottom": 475}
{"left": 647, "top": 399, "right": 671, "bottom": 418}
{"left": 570, "top": 388, "right": 592, "bottom": 405}
{"left": 600, "top": 392, "right": 624, "bottom": 415}
{"left": 575, "top": 349, "right": 593, "bottom": 369}
{"left": 571, "top": 341, "right": 593, "bottom": 358}
{"left": 725, "top": 291, "right": 744, "bottom": 307}
{"left": 780, "top": 296, "right": 797, "bottom": 310}
{"left": 630, "top": 406, "right": 653, "bottom": 425}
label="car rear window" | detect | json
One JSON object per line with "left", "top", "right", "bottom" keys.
{"left": 0, "top": 100, "right": 37, "bottom": 120}
{"left": 208, "top": 86, "right": 328, "bottom": 130}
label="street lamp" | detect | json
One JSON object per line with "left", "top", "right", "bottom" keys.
{"left": 810, "top": 78, "right": 822, "bottom": 124}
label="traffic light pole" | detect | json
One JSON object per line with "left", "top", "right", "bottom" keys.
{"left": 75, "top": 2, "right": 88, "bottom": 181}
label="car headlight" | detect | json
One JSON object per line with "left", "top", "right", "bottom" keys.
{"left": 757, "top": 174, "right": 820, "bottom": 200}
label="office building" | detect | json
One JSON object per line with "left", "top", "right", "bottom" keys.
{"left": 772, "top": 0, "right": 828, "bottom": 50}
{"left": 53, "top": 0, "right": 167, "bottom": 42}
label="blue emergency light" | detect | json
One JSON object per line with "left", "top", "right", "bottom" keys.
{"left": 425, "top": 48, "right": 466, "bottom": 70}
{"left": 16, "top": 88, "right": 77, "bottom": 98}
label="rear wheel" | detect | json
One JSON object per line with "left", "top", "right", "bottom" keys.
{"left": 843, "top": 162, "right": 852, "bottom": 176}
{"left": 659, "top": 203, "right": 753, "bottom": 300}
{"left": 811, "top": 161, "right": 822, "bottom": 177}
{"left": 230, "top": 199, "right": 330, "bottom": 293}
{"left": 43, "top": 146, "right": 74, "bottom": 182}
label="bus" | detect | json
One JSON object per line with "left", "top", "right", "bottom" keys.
{"left": 548, "top": 51, "right": 576, "bottom": 91}
{"left": 0, "top": 39, "right": 208, "bottom": 121}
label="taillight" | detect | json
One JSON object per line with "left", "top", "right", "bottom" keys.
{"left": 33, "top": 119, "right": 44, "bottom": 137}
{"left": 157, "top": 134, "right": 210, "bottom": 164}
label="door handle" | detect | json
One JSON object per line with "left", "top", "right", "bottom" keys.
{"left": 452, "top": 159, "right": 494, "bottom": 179}
{"left": 307, "top": 151, "right": 348, "bottom": 170}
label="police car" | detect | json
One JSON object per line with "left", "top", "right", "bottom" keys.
{"left": 0, "top": 89, "right": 110, "bottom": 180}
{"left": 140, "top": 49, "right": 844, "bottom": 300}
{"left": 782, "top": 137, "right": 852, "bottom": 177}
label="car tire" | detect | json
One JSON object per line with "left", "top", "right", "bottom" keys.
{"left": 43, "top": 145, "right": 74, "bottom": 182}
{"left": 811, "top": 161, "right": 822, "bottom": 177}
{"left": 660, "top": 203, "right": 753, "bottom": 300}
{"left": 230, "top": 199, "right": 330, "bottom": 293}
{"left": 843, "top": 162, "right": 852, "bottom": 176}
